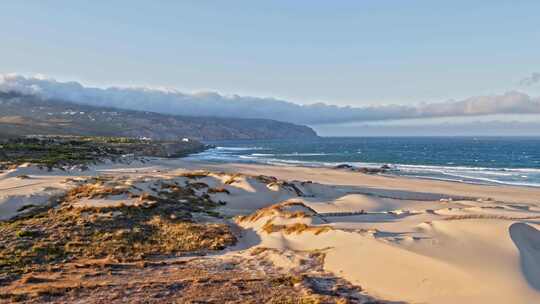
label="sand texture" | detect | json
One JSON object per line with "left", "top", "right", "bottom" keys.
{"left": 1, "top": 159, "right": 540, "bottom": 303}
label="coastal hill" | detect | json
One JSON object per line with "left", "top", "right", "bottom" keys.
{"left": 0, "top": 92, "right": 318, "bottom": 141}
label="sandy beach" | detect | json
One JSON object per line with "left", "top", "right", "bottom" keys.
{"left": 3, "top": 2, "right": 540, "bottom": 302}
{"left": 2, "top": 158, "right": 540, "bottom": 303}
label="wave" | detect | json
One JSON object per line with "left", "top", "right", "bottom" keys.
{"left": 400, "top": 174, "right": 540, "bottom": 187}
{"left": 251, "top": 152, "right": 334, "bottom": 157}
{"left": 188, "top": 146, "right": 540, "bottom": 188}
{"left": 280, "top": 152, "right": 336, "bottom": 156}
{"left": 396, "top": 164, "right": 540, "bottom": 174}
{"left": 238, "top": 155, "right": 339, "bottom": 167}
{"left": 432, "top": 171, "right": 540, "bottom": 187}
{"left": 215, "top": 146, "right": 265, "bottom": 151}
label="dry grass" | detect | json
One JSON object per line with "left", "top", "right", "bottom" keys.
{"left": 224, "top": 173, "right": 243, "bottom": 185}
{"left": 181, "top": 171, "right": 210, "bottom": 179}
{"left": 0, "top": 256, "right": 367, "bottom": 304}
{"left": 250, "top": 246, "right": 272, "bottom": 256}
{"left": 187, "top": 182, "right": 209, "bottom": 190}
{"left": 262, "top": 221, "right": 332, "bottom": 235}
{"left": 0, "top": 176, "right": 237, "bottom": 284}
{"left": 237, "top": 201, "right": 316, "bottom": 223}
{"left": 66, "top": 184, "right": 128, "bottom": 200}
{"left": 255, "top": 175, "right": 279, "bottom": 184}
{"left": 207, "top": 187, "right": 230, "bottom": 194}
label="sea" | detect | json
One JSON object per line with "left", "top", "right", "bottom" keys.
{"left": 186, "top": 137, "right": 540, "bottom": 188}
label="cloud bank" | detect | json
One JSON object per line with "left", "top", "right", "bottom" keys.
{"left": 1, "top": 74, "right": 539, "bottom": 125}
{"left": 313, "top": 114, "right": 540, "bottom": 136}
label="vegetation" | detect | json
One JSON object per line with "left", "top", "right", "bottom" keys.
{"left": 0, "top": 171, "right": 375, "bottom": 303}
{"left": 0, "top": 177, "right": 236, "bottom": 284}
{"left": 262, "top": 222, "right": 332, "bottom": 235}
{"left": 0, "top": 136, "right": 207, "bottom": 169}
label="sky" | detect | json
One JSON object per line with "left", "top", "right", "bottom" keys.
{"left": 1, "top": 1, "right": 540, "bottom": 136}
{"left": 1, "top": 1, "right": 540, "bottom": 106}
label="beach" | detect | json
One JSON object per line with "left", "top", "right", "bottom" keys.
{"left": 2, "top": 158, "right": 540, "bottom": 303}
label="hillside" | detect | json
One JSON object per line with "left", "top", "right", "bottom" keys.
{"left": 0, "top": 92, "right": 318, "bottom": 141}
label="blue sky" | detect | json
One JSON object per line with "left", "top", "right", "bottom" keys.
{"left": 1, "top": 1, "right": 540, "bottom": 106}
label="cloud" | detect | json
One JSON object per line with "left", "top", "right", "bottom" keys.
{"left": 314, "top": 120, "right": 540, "bottom": 137}
{"left": 520, "top": 72, "right": 540, "bottom": 86}
{"left": 1, "top": 73, "right": 540, "bottom": 125}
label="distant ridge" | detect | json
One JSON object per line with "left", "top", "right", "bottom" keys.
{"left": 0, "top": 92, "right": 318, "bottom": 141}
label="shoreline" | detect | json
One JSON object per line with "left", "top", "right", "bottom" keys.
{"left": 193, "top": 137, "right": 540, "bottom": 188}
{"left": 203, "top": 157, "right": 540, "bottom": 188}
{"left": 199, "top": 157, "right": 540, "bottom": 189}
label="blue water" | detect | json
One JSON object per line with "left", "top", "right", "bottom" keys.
{"left": 187, "top": 137, "right": 540, "bottom": 187}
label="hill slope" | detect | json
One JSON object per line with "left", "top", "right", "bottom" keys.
{"left": 0, "top": 92, "right": 318, "bottom": 140}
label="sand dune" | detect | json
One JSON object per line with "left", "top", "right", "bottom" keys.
{"left": 2, "top": 159, "right": 540, "bottom": 303}
{"left": 238, "top": 200, "right": 540, "bottom": 303}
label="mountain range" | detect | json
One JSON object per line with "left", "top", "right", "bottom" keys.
{"left": 0, "top": 92, "right": 317, "bottom": 140}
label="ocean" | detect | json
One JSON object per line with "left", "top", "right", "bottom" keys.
{"left": 187, "top": 137, "right": 540, "bottom": 188}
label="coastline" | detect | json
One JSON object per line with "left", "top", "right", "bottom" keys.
{"left": 192, "top": 137, "right": 540, "bottom": 188}
{"left": 190, "top": 155, "right": 540, "bottom": 188}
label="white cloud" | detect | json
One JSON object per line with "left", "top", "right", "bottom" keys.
{"left": 1, "top": 73, "right": 540, "bottom": 124}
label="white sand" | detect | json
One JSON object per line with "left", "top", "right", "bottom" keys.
{"left": 213, "top": 161, "right": 540, "bottom": 303}
{"left": 2, "top": 159, "right": 540, "bottom": 303}
{"left": 0, "top": 165, "right": 72, "bottom": 220}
